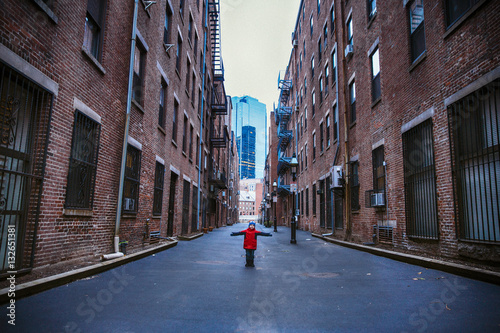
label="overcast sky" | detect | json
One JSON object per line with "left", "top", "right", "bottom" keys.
{"left": 220, "top": 0, "right": 301, "bottom": 115}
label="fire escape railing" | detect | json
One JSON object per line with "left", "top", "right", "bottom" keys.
{"left": 275, "top": 72, "right": 293, "bottom": 196}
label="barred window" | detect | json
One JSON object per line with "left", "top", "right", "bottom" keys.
{"left": 403, "top": 119, "right": 438, "bottom": 239}
{"left": 65, "top": 111, "right": 101, "bottom": 209}
{"left": 312, "top": 183, "right": 317, "bottom": 216}
{"left": 448, "top": 79, "right": 499, "bottom": 242}
{"left": 350, "top": 161, "right": 360, "bottom": 211}
{"left": 84, "top": 0, "right": 107, "bottom": 61}
{"left": 123, "top": 145, "right": 141, "bottom": 214}
{"left": 153, "top": 161, "right": 165, "bottom": 216}
{"left": 409, "top": 0, "right": 425, "bottom": 62}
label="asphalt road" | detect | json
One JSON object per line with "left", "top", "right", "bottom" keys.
{"left": 2, "top": 223, "right": 500, "bottom": 332}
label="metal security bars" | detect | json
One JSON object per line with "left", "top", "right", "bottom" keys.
{"left": 403, "top": 119, "right": 438, "bottom": 239}
{"left": 65, "top": 110, "right": 101, "bottom": 209}
{"left": 448, "top": 79, "right": 499, "bottom": 243}
{"left": 153, "top": 162, "right": 165, "bottom": 216}
{"left": 123, "top": 145, "right": 141, "bottom": 214}
{"left": 0, "top": 62, "right": 53, "bottom": 275}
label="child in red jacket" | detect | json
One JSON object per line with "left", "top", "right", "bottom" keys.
{"left": 231, "top": 221, "right": 272, "bottom": 267}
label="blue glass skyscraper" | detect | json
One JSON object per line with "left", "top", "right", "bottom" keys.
{"left": 231, "top": 96, "right": 267, "bottom": 179}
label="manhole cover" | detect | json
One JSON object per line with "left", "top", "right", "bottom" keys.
{"left": 301, "top": 272, "right": 339, "bottom": 278}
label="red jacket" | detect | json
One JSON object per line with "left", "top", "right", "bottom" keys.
{"left": 231, "top": 228, "right": 272, "bottom": 249}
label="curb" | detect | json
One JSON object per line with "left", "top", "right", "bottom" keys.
{"left": 311, "top": 233, "right": 500, "bottom": 285}
{"left": 0, "top": 240, "right": 178, "bottom": 304}
{"left": 177, "top": 233, "right": 204, "bottom": 241}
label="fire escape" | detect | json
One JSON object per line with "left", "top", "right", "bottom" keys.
{"left": 275, "top": 72, "right": 293, "bottom": 196}
{"left": 208, "top": 0, "right": 228, "bottom": 191}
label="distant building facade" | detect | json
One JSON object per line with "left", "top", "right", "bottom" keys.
{"left": 231, "top": 96, "right": 267, "bottom": 179}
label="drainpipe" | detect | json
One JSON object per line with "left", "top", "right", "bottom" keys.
{"left": 339, "top": 1, "right": 351, "bottom": 241}
{"left": 197, "top": 0, "right": 209, "bottom": 230}
{"left": 107, "top": 0, "right": 139, "bottom": 258}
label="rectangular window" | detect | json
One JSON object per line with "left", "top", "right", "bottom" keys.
{"left": 330, "top": 5, "right": 335, "bottom": 33}
{"left": 159, "top": 80, "right": 167, "bottom": 129}
{"left": 153, "top": 162, "right": 165, "bottom": 216}
{"left": 196, "top": 135, "right": 200, "bottom": 167}
{"left": 312, "top": 91, "right": 316, "bottom": 116}
{"left": 179, "top": 0, "right": 185, "bottom": 18}
{"left": 448, "top": 79, "right": 499, "bottom": 242}
{"left": 310, "top": 15, "right": 314, "bottom": 35}
{"left": 349, "top": 81, "right": 356, "bottom": 123}
{"left": 332, "top": 50, "right": 337, "bottom": 85}
{"left": 84, "top": 0, "right": 107, "bottom": 61}
{"left": 172, "top": 100, "right": 179, "bottom": 142}
{"left": 305, "top": 108, "right": 308, "bottom": 129}
{"left": 318, "top": 39, "right": 322, "bottom": 60}
{"left": 306, "top": 188, "right": 309, "bottom": 216}
{"left": 182, "top": 179, "right": 190, "bottom": 234}
{"left": 312, "top": 184, "right": 317, "bottom": 216}
{"left": 402, "top": 119, "right": 438, "bottom": 239}
{"left": 313, "top": 132, "right": 316, "bottom": 160}
{"left": 191, "top": 73, "right": 196, "bottom": 102}
{"left": 319, "top": 77, "right": 324, "bottom": 104}
{"left": 194, "top": 34, "right": 199, "bottom": 62}
{"left": 183, "top": 115, "right": 188, "bottom": 153}
{"left": 350, "top": 161, "right": 360, "bottom": 211}
{"left": 188, "top": 15, "right": 193, "bottom": 43}
{"left": 334, "top": 191, "right": 343, "bottom": 229}
{"left": 133, "top": 43, "right": 145, "bottom": 105}
{"left": 333, "top": 106, "right": 338, "bottom": 142}
{"left": 320, "top": 122, "right": 324, "bottom": 153}
{"left": 305, "top": 144, "right": 308, "bottom": 168}
{"left": 317, "top": 0, "right": 321, "bottom": 13}
{"left": 65, "top": 111, "right": 101, "bottom": 209}
{"left": 371, "top": 47, "right": 381, "bottom": 102}
{"left": 325, "top": 65, "right": 329, "bottom": 95}
{"left": 409, "top": 0, "right": 425, "bottom": 62}
{"left": 311, "top": 57, "right": 315, "bottom": 77}
{"left": 445, "top": 0, "right": 480, "bottom": 29}
{"left": 123, "top": 145, "right": 141, "bottom": 214}
{"left": 368, "top": 0, "right": 377, "bottom": 20}
{"left": 189, "top": 124, "right": 194, "bottom": 160}
{"left": 319, "top": 179, "right": 325, "bottom": 227}
{"left": 163, "top": 5, "right": 172, "bottom": 45}
{"left": 372, "top": 146, "right": 385, "bottom": 192}
{"left": 326, "top": 115, "right": 331, "bottom": 147}
{"left": 186, "top": 58, "right": 191, "bottom": 92}
{"left": 347, "top": 16, "right": 353, "bottom": 46}
{"left": 176, "top": 35, "right": 182, "bottom": 72}
{"left": 323, "top": 24, "right": 328, "bottom": 49}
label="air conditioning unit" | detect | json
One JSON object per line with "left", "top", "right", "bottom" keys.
{"left": 370, "top": 192, "right": 385, "bottom": 207}
{"left": 345, "top": 44, "right": 353, "bottom": 58}
{"left": 331, "top": 165, "right": 343, "bottom": 188}
{"left": 124, "top": 198, "right": 135, "bottom": 211}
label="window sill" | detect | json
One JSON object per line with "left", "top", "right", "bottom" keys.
{"left": 81, "top": 47, "right": 106, "bottom": 75}
{"left": 409, "top": 51, "right": 427, "bottom": 73}
{"left": 367, "top": 11, "right": 377, "bottom": 29}
{"left": 443, "top": 0, "right": 488, "bottom": 40}
{"left": 132, "top": 99, "right": 145, "bottom": 113}
{"left": 371, "top": 96, "right": 382, "bottom": 108}
{"left": 350, "top": 121, "right": 356, "bottom": 129}
{"left": 158, "top": 125, "right": 166, "bottom": 135}
{"left": 151, "top": 215, "right": 161, "bottom": 219}
{"left": 32, "top": 0, "right": 58, "bottom": 24}
{"left": 171, "top": 139, "right": 178, "bottom": 148}
{"left": 63, "top": 208, "right": 93, "bottom": 217}
{"left": 182, "top": 151, "right": 187, "bottom": 158}
{"left": 122, "top": 213, "right": 137, "bottom": 218}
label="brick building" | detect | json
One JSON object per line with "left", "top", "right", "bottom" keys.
{"left": 269, "top": 0, "right": 499, "bottom": 264}
{"left": 0, "top": 0, "right": 234, "bottom": 279}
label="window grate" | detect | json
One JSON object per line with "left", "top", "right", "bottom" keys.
{"left": 448, "top": 79, "right": 499, "bottom": 243}
{"left": 403, "top": 119, "right": 438, "bottom": 239}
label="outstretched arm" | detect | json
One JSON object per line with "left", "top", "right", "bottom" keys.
{"left": 231, "top": 232, "right": 245, "bottom": 236}
{"left": 257, "top": 232, "right": 272, "bottom": 237}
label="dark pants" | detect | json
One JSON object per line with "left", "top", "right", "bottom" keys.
{"left": 245, "top": 249, "right": 255, "bottom": 260}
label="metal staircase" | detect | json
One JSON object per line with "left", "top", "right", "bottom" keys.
{"left": 275, "top": 72, "right": 293, "bottom": 196}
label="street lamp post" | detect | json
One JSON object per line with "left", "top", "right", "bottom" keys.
{"left": 290, "top": 153, "right": 298, "bottom": 244}
{"left": 273, "top": 180, "right": 277, "bottom": 232}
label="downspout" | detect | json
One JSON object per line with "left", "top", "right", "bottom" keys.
{"left": 197, "top": 0, "right": 209, "bottom": 230}
{"left": 340, "top": 1, "right": 351, "bottom": 241}
{"left": 106, "top": 0, "right": 139, "bottom": 259}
